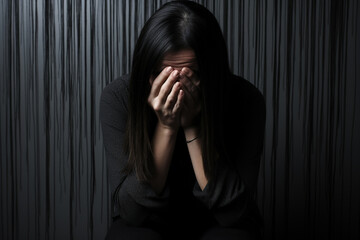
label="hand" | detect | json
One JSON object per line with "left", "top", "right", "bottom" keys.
{"left": 148, "top": 67, "right": 184, "bottom": 130}
{"left": 179, "top": 67, "right": 201, "bottom": 129}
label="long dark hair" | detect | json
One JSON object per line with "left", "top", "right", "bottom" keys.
{"left": 125, "top": 1, "right": 231, "bottom": 182}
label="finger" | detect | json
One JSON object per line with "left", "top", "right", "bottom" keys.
{"left": 178, "top": 74, "right": 192, "bottom": 94}
{"left": 149, "top": 66, "right": 174, "bottom": 98}
{"left": 180, "top": 67, "right": 200, "bottom": 87}
{"left": 179, "top": 73, "right": 200, "bottom": 99}
{"left": 172, "top": 89, "right": 184, "bottom": 114}
{"left": 158, "top": 70, "right": 180, "bottom": 102}
{"left": 164, "top": 81, "right": 181, "bottom": 109}
{"left": 180, "top": 67, "right": 194, "bottom": 78}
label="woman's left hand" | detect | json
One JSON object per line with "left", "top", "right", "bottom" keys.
{"left": 179, "top": 67, "right": 201, "bottom": 129}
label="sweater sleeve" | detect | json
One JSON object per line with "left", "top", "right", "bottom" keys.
{"left": 99, "top": 76, "right": 169, "bottom": 226}
{"left": 193, "top": 81, "right": 266, "bottom": 228}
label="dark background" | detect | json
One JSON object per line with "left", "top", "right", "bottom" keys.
{"left": 1, "top": 0, "right": 359, "bottom": 239}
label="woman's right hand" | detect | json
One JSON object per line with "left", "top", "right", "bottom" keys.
{"left": 148, "top": 66, "right": 184, "bottom": 131}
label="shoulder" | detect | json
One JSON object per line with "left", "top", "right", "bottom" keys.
{"left": 100, "top": 74, "right": 130, "bottom": 105}
{"left": 223, "top": 75, "right": 266, "bottom": 160}
{"left": 228, "top": 74, "right": 264, "bottom": 101}
{"left": 99, "top": 74, "right": 131, "bottom": 124}
{"left": 227, "top": 74, "right": 265, "bottom": 112}
{"left": 223, "top": 74, "right": 266, "bottom": 139}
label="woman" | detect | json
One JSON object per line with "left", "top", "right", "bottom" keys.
{"left": 100, "top": 1, "right": 266, "bottom": 239}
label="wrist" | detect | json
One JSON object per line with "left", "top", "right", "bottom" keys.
{"left": 156, "top": 122, "right": 179, "bottom": 136}
{"left": 183, "top": 126, "right": 200, "bottom": 142}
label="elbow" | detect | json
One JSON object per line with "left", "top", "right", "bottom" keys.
{"left": 119, "top": 210, "right": 147, "bottom": 227}
{"left": 114, "top": 173, "right": 170, "bottom": 226}
{"left": 118, "top": 197, "right": 148, "bottom": 227}
{"left": 116, "top": 189, "right": 149, "bottom": 227}
{"left": 213, "top": 208, "right": 242, "bottom": 227}
{"left": 213, "top": 199, "right": 263, "bottom": 229}
{"left": 211, "top": 196, "right": 250, "bottom": 227}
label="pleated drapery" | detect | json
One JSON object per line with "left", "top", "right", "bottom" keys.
{"left": 1, "top": 0, "right": 359, "bottom": 239}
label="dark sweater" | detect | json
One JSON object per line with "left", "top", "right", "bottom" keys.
{"left": 100, "top": 74, "right": 266, "bottom": 235}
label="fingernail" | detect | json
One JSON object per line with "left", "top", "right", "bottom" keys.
{"left": 172, "top": 70, "right": 179, "bottom": 76}
{"left": 166, "top": 66, "right": 173, "bottom": 73}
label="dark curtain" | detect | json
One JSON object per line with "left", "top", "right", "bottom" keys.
{"left": 1, "top": 0, "right": 359, "bottom": 239}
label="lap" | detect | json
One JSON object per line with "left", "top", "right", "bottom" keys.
{"left": 105, "top": 218, "right": 163, "bottom": 240}
{"left": 106, "top": 218, "right": 261, "bottom": 240}
{"left": 200, "top": 227, "right": 260, "bottom": 240}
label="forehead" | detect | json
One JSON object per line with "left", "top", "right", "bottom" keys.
{"left": 160, "top": 49, "right": 198, "bottom": 69}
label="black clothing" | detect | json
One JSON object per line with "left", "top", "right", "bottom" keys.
{"left": 100, "top": 74, "right": 266, "bottom": 239}
{"left": 105, "top": 217, "right": 258, "bottom": 240}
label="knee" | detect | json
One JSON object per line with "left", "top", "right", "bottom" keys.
{"left": 200, "top": 227, "right": 260, "bottom": 240}
{"left": 105, "top": 219, "right": 163, "bottom": 240}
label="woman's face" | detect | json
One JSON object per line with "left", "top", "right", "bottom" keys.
{"left": 149, "top": 48, "right": 202, "bottom": 124}
{"left": 155, "top": 49, "right": 199, "bottom": 75}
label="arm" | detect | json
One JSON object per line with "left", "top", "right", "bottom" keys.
{"left": 183, "top": 126, "right": 208, "bottom": 190}
{"left": 147, "top": 67, "right": 184, "bottom": 194}
{"left": 149, "top": 123, "right": 178, "bottom": 194}
{"left": 100, "top": 76, "right": 170, "bottom": 226}
{"left": 178, "top": 67, "right": 208, "bottom": 189}
{"left": 193, "top": 82, "right": 266, "bottom": 227}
